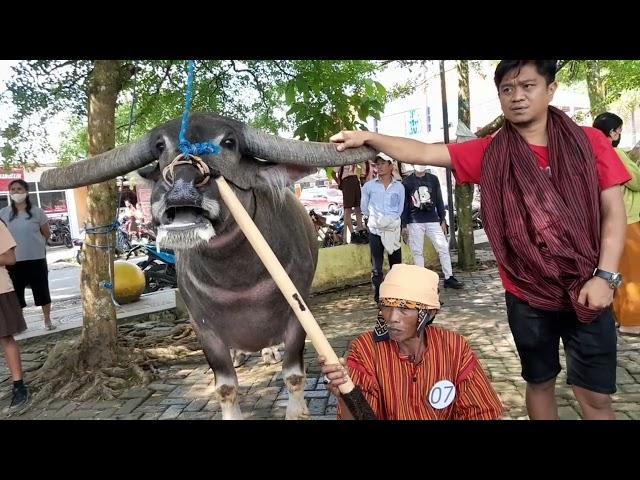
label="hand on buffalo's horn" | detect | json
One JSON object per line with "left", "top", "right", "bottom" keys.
{"left": 329, "top": 130, "right": 370, "bottom": 151}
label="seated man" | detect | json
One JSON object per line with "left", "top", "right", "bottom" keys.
{"left": 318, "top": 263, "right": 503, "bottom": 420}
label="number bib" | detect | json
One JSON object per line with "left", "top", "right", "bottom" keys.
{"left": 428, "top": 380, "right": 456, "bottom": 409}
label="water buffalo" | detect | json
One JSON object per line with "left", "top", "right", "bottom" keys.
{"left": 41, "top": 113, "right": 375, "bottom": 419}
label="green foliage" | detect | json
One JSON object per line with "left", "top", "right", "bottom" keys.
{"left": 57, "top": 117, "right": 88, "bottom": 165}
{"left": 279, "top": 61, "right": 386, "bottom": 141}
{"left": 2, "top": 60, "right": 387, "bottom": 166}
{"left": 558, "top": 60, "right": 640, "bottom": 113}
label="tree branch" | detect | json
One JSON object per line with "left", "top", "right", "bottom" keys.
{"left": 230, "top": 60, "right": 270, "bottom": 111}
{"left": 117, "top": 61, "right": 137, "bottom": 92}
{"left": 475, "top": 115, "right": 504, "bottom": 137}
{"left": 272, "top": 61, "right": 295, "bottom": 78}
{"left": 121, "top": 62, "right": 175, "bottom": 129}
{"left": 36, "top": 60, "right": 77, "bottom": 76}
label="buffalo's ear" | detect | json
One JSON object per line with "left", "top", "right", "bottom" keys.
{"left": 280, "top": 165, "right": 317, "bottom": 184}
{"left": 256, "top": 163, "right": 316, "bottom": 191}
{"left": 137, "top": 162, "right": 161, "bottom": 182}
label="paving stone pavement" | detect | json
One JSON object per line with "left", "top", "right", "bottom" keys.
{"left": 2, "top": 266, "right": 640, "bottom": 420}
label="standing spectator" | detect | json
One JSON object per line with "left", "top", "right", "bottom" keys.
{"left": 333, "top": 164, "right": 367, "bottom": 244}
{"left": 593, "top": 112, "right": 640, "bottom": 335}
{"left": 402, "top": 165, "right": 463, "bottom": 289}
{"left": 361, "top": 154, "right": 405, "bottom": 303}
{"left": 0, "top": 180, "right": 55, "bottom": 330}
{"left": 0, "top": 219, "right": 31, "bottom": 414}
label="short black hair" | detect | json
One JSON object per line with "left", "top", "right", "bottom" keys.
{"left": 592, "top": 112, "right": 623, "bottom": 137}
{"left": 494, "top": 60, "right": 558, "bottom": 88}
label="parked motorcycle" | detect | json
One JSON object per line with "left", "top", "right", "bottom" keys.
{"left": 309, "top": 210, "right": 365, "bottom": 247}
{"left": 47, "top": 217, "right": 73, "bottom": 248}
{"left": 309, "top": 209, "right": 342, "bottom": 248}
{"left": 126, "top": 243, "right": 177, "bottom": 293}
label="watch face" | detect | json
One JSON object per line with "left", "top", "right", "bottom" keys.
{"left": 612, "top": 273, "right": 623, "bottom": 288}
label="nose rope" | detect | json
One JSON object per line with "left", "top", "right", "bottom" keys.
{"left": 178, "top": 61, "right": 221, "bottom": 158}
{"left": 162, "top": 153, "right": 211, "bottom": 188}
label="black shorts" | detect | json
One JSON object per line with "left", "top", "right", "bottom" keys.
{"left": 7, "top": 258, "right": 51, "bottom": 308}
{"left": 340, "top": 175, "right": 361, "bottom": 209}
{"left": 505, "top": 292, "right": 617, "bottom": 395}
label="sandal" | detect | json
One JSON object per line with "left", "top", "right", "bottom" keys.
{"left": 45, "top": 324, "right": 57, "bottom": 331}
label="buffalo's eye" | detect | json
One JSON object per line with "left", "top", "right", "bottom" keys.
{"left": 221, "top": 138, "right": 235, "bottom": 149}
{"left": 155, "top": 139, "right": 166, "bottom": 153}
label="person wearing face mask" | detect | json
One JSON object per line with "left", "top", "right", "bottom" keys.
{"left": 317, "top": 263, "right": 503, "bottom": 420}
{"left": 0, "top": 180, "right": 55, "bottom": 331}
{"left": 401, "top": 165, "right": 463, "bottom": 289}
{"left": 593, "top": 112, "right": 640, "bottom": 336}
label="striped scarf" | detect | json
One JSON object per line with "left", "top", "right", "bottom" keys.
{"left": 481, "top": 106, "right": 601, "bottom": 323}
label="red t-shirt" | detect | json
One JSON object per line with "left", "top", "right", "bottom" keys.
{"left": 446, "top": 126, "right": 632, "bottom": 299}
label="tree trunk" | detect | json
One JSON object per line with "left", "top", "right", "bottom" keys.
{"left": 78, "top": 60, "right": 126, "bottom": 368}
{"left": 585, "top": 60, "right": 606, "bottom": 118}
{"left": 455, "top": 60, "right": 476, "bottom": 270}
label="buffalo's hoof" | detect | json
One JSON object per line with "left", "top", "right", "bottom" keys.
{"left": 261, "top": 347, "right": 282, "bottom": 365}
{"left": 230, "top": 349, "right": 250, "bottom": 368}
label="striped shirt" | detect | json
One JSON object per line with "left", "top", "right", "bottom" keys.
{"left": 338, "top": 326, "right": 504, "bottom": 420}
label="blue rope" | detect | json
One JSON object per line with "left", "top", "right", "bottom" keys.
{"left": 178, "top": 60, "right": 221, "bottom": 157}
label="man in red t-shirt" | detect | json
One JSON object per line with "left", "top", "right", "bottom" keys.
{"left": 330, "top": 60, "right": 630, "bottom": 420}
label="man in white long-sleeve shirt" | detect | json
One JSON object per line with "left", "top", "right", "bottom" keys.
{"left": 361, "top": 154, "right": 405, "bottom": 303}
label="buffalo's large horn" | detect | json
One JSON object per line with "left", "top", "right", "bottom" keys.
{"left": 39, "top": 133, "right": 155, "bottom": 190}
{"left": 243, "top": 127, "right": 377, "bottom": 167}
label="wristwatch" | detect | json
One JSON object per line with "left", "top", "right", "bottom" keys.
{"left": 593, "top": 268, "right": 623, "bottom": 289}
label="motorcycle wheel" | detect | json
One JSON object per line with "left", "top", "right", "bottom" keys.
{"left": 144, "top": 273, "right": 161, "bottom": 293}
{"left": 64, "top": 235, "right": 74, "bottom": 248}
{"left": 143, "top": 264, "right": 176, "bottom": 293}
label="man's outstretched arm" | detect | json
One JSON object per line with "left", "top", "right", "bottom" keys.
{"left": 331, "top": 130, "right": 453, "bottom": 169}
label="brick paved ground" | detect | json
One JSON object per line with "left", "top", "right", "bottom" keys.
{"left": 3, "top": 267, "right": 640, "bottom": 420}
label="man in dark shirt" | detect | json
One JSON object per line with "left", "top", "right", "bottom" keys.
{"left": 402, "top": 165, "right": 463, "bottom": 289}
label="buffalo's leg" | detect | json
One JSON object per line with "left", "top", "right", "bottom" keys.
{"left": 198, "top": 326, "right": 243, "bottom": 420}
{"left": 282, "top": 320, "right": 309, "bottom": 420}
{"left": 261, "top": 345, "right": 282, "bottom": 365}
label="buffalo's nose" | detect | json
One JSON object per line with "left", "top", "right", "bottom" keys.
{"left": 165, "top": 178, "right": 202, "bottom": 208}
